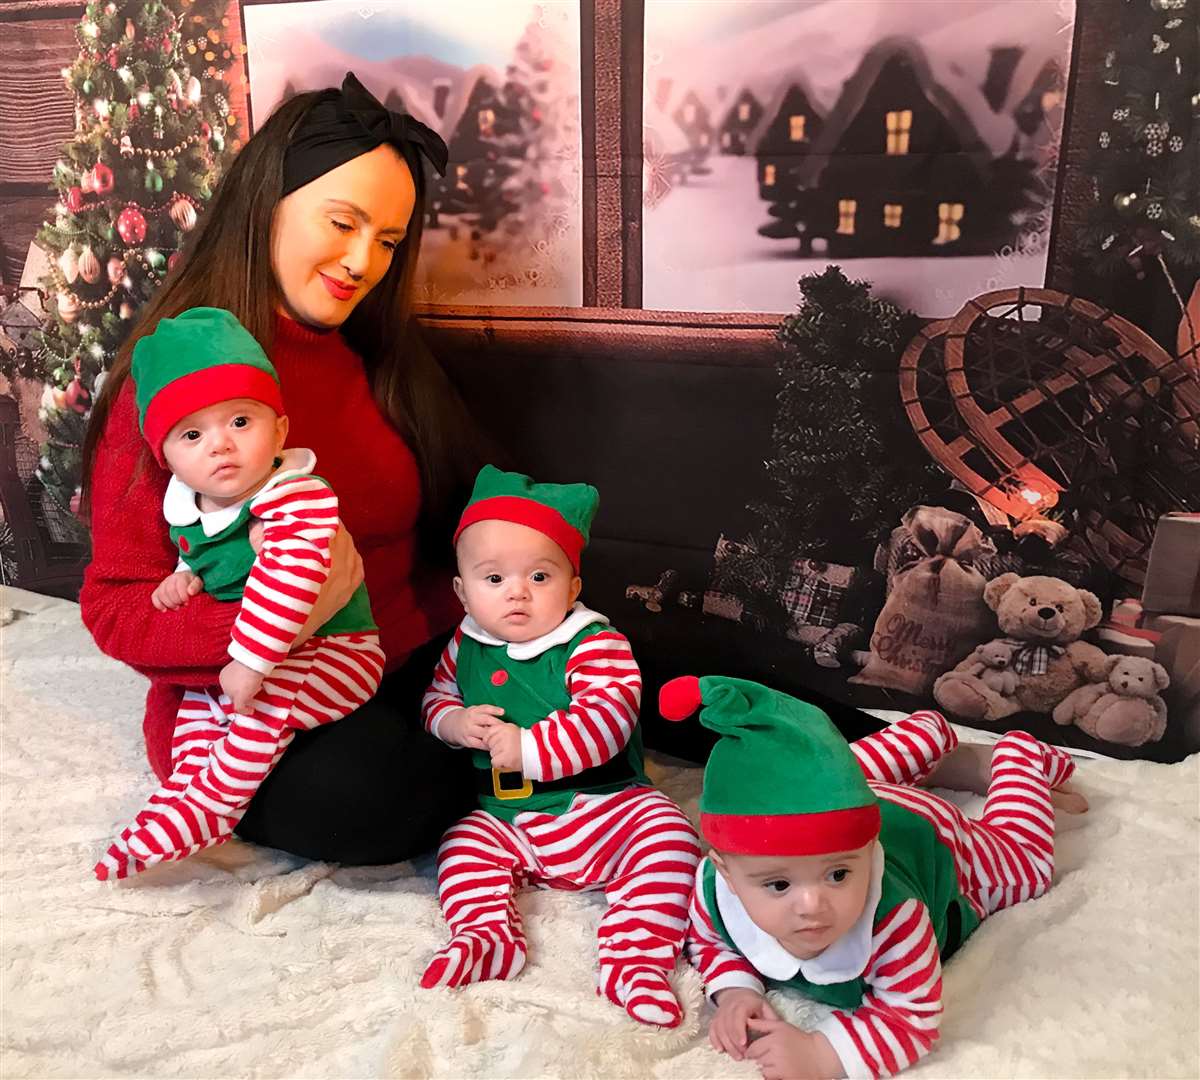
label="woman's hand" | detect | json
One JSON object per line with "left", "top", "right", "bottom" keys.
{"left": 293, "top": 522, "right": 364, "bottom": 646}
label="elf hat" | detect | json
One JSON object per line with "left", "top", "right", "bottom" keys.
{"left": 454, "top": 465, "right": 598, "bottom": 572}
{"left": 660, "top": 675, "right": 880, "bottom": 857}
{"left": 131, "top": 307, "right": 284, "bottom": 465}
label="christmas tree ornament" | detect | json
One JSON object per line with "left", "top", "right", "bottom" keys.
{"left": 145, "top": 162, "right": 163, "bottom": 193}
{"left": 169, "top": 197, "right": 196, "bottom": 231}
{"left": 167, "top": 252, "right": 181, "bottom": 271}
{"left": 78, "top": 246, "right": 101, "bottom": 283}
{"left": 65, "top": 186, "right": 85, "bottom": 212}
{"left": 80, "top": 169, "right": 95, "bottom": 194}
{"left": 117, "top": 65, "right": 133, "bottom": 87}
{"left": 57, "top": 291, "right": 80, "bottom": 323}
{"left": 1114, "top": 191, "right": 1140, "bottom": 217}
{"left": 116, "top": 205, "right": 147, "bottom": 244}
{"left": 144, "top": 248, "right": 166, "bottom": 271}
{"left": 90, "top": 161, "right": 114, "bottom": 194}
{"left": 119, "top": 301, "right": 134, "bottom": 319}
{"left": 119, "top": 134, "right": 134, "bottom": 156}
{"left": 185, "top": 75, "right": 201, "bottom": 104}
{"left": 125, "top": 18, "right": 135, "bottom": 38}
{"left": 59, "top": 247, "right": 80, "bottom": 284}
{"left": 65, "top": 376, "right": 92, "bottom": 414}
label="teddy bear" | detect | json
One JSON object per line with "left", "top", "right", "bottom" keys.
{"left": 933, "top": 573, "right": 1109, "bottom": 722}
{"left": 1052, "top": 655, "right": 1170, "bottom": 747}
{"left": 962, "top": 640, "right": 1020, "bottom": 697}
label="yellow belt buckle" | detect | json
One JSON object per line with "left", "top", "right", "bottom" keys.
{"left": 492, "top": 768, "right": 533, "bottom": 800}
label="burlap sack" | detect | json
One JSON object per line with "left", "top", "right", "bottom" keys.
{"left": 850, "top": 505, "right": 995, "bottom": 694}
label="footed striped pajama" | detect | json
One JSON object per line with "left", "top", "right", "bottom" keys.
{"left": 687, "top": 712, "right": 1076, "bottom": 1077}
{"left": 421, "top": 784, "right": 702, "bottom": 1027}
{"left": 94, "top": 464, "right": 382, "bottom": 881}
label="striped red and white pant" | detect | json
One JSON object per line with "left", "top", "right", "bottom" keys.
{"left": 853, "top": 713, "right": 1076, "bottom": 919}
{"left": 421, "top": 785, "right": 702, "bottom": 1027}
{"left": 93, "top": 632, "right": 383, "bottom": 881}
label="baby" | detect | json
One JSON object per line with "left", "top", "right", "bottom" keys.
{"left": 94, "top": 307, "right": 383, "bottom": 880}
{"left": 419, "top": 466, "right": 702, "bottom": 1026}
{"left": 661, "top": 675, "right": 1081, "bottom": 1078}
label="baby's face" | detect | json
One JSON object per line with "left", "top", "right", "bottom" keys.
{"left": 454, "top": 519, "right": 582, "bottom": 643}
{"left": 713, "top": 841, "right": 876, "bottom": 960}
{"left": 162, "top": 398, "right": 287, "bottom": 508}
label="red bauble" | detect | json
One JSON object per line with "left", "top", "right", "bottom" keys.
{"left": 129, "top": 103, "right": 140, "bottom": 121}
{"left": 106, "top": 47, "right": 119, "bottom": 67}
{"left": 91, "top": 161, "right": 114, "bottom": 195}
{"left": 167, "top": 252, "right": 181, "bottom": 271}
{"left": 116, "top": 205, "right": 147, "bottom": 244}
{"left": 65, "top": 376, "right": 92, "bottom": 414}
{"left": 65, "top": 186, "right": 85, "bottom": 213}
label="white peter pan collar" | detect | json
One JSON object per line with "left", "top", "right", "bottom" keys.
{"left": 459, "top": 602, "right": 609, "bottom": 659}
{"left": 712, "top": 842, "right": 885, "bottom": 984}
{"left": 163, "top": 447, "right": 316, "bottom": 536}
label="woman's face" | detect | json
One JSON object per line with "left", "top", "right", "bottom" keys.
{"left": 270, "top": 144, "right": 416, "bottom": 328}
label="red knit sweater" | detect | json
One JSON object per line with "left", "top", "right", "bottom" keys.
{"left": 81, "top": 314, "right": 460, "bottom": 780}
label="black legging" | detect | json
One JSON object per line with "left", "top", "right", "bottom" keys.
{"left": 234, "top": 633, "right": 476, "bottom": 864}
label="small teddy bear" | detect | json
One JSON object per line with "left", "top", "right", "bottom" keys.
{"left": 1053, "top": 654, "right": 1171, "bottom": 747}
{"left": 962, "top": 641, "right": 1019, "bottom": 697}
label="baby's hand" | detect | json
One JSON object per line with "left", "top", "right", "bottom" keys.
{"left": 439, "top": 704, "right": 505, "bottom": 749}
{"left": 220, "top": 658, "right": 265, "bottom": 715}
{"left": 485, "top": 721, "right": 523, "bottom": 772}
{"left": 709, "top": 987, "right": 769, "bottom": 1061}
{"left": 151, "top": 570, "right": 203, "bottom": 611}
{"left": 746, "top": 1002, "right": 843, "bottom": 1080}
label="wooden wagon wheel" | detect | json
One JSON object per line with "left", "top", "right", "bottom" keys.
{"left": 902, "top": 287, "right": 1200, "bottom": 588}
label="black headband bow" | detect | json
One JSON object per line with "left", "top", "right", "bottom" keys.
{"left": 281, "top": 72, "right": 449, "bottom": 197}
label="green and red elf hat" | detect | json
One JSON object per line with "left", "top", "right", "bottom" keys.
{"left": 660, "top": 675, "right": 881, "bottom": 857}
{"left": 454, "top": 465, "right": 598, "bottom": 572}
{"left": 131, "top": 307, "right": 284, "bottom": 465}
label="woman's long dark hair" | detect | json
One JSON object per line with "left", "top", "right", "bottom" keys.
{"left": 82, "top": 90, "right": 487, "bottom": 548}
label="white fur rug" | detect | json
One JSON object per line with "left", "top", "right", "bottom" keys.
{"left": 2, "top": 585, "right": 1198, "bottom": 1079}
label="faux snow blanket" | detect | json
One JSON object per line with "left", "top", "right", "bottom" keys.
{"left": 2, "top": 586, "right": 1197, "bottom": 1079}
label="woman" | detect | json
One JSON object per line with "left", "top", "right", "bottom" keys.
{"left": 81, "top": 74, "right": 486, "bottom": 863}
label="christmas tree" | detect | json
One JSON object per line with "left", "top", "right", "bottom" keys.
{"left": 30, "top": 0, "right": 238, "bottom": 535}
{"left": 1078, "top": 0, "right": 1199, "bottom": 287}
{"left": 498, "top": 7, "right": 580, "bottom": 264}
{"left": 741, "top": 267, "right": 946, "bottom": 591}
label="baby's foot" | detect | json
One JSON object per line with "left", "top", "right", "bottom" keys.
{"left": 603, "top": 965, "right": 682, "bottom": 1028}
{"left": 921, "top": 742, "right": 993, "bottom": 795}
{"left": 419, "top": 930, "right": 526, "bottom": 989}
{"left": 1050, "top": 781, "right": 1088, "bottom": 814}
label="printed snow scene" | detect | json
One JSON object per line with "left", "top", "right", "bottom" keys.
{"left": 244, "top": 0, "right": 583, "bottom": 306}
{"left": 642, "top": 0, "right": 1076, "bottom": 315}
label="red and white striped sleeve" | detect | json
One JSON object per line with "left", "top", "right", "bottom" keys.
{"left": 421, "top": 627, "right": 465, "bottom": 741}
{"left": 226, "top": 476, "right": 339, "bottom": 675}
{"left": 685, "top": 861, "right": 766, "bottom": 998}
{"left": 850, "top": 711, "right": 957, "bottom": 787}
{"left": 815, "top": 900, "right": 944, "bottom": 1079}
{"left": 519, "top": 628, "right": 641, "bottom": 782}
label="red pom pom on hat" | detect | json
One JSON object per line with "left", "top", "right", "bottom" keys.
{"left": 659, "top": 676, "right": 702, "bottom": 721}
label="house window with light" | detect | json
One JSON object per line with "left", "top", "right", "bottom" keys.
{"left": 886, "top": 109, "right": 912, "bottom": 154}
{"left": 837, "top": 199, "right": 857, "bottom": 235}
{"left": 478, "top": 108, "right": 495, "bottom": 135}
{"left": 934, "top": 202, "right": 965, "bottom": 244}
{"left": 739, "top": 102, "right": 751, "bottom": 121}
{"left": 789, "top": 114, "right": 807, "bottom": 141}
{"left": 456, "top": 164, "right": 469, "bottom": 190}
{"left": 699, "top": 131, "right": 710, "bottom": 147}
{"left": 764, "top": 163, "right": 776, "bottom": 186}
{"left": 883, "top": 203, "right": 903, "bottom": 228}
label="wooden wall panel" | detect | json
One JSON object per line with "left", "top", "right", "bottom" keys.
{"left": 0, "top": 16, "right": 78, "bottom": 183}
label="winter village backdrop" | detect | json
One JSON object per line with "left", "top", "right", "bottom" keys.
{"left": 1, "top": 0, "right": 1198, "bottom": 761}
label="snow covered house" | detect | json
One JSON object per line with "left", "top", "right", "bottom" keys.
{"left": 718, "top": 88, "right": 765, "bottom": 155}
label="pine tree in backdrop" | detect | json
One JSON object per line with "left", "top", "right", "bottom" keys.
{"left": 32, "top": 0, "right": 238, "bottom": 536}
{"left": 743, "top": 267, "right": 946, "bottom": 589}
{"left": 1078, "top": 0, "right": 1199, "bottom": 295}
{"left": 499, "top": 7, "right": 580, "bottom": 270}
